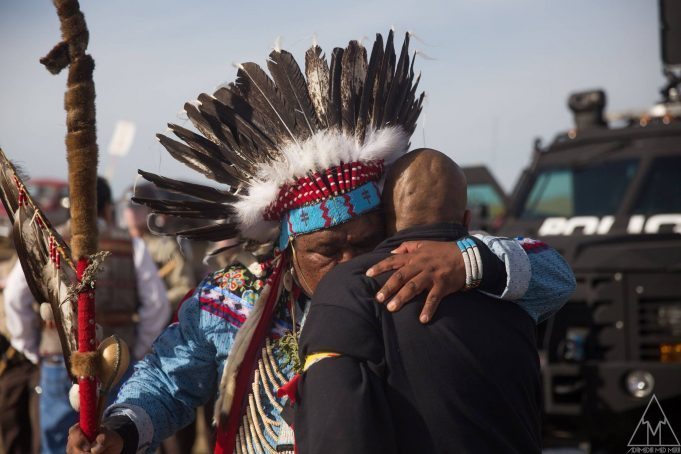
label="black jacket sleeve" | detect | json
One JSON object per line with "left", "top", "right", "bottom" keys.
{"left": 295, "top": 264, "right": 396, "bottom": 454}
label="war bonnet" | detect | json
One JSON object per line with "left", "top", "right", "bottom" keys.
{"left": 134, "top": 30, "right": 424, "bottom": 250}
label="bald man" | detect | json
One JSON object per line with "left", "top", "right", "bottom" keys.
{"left": 294, "top": 149, "right": 543, "bottom": 453}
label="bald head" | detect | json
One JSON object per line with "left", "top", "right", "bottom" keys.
{"left": 382, "top": 148, "right": 469, "bottom": 235}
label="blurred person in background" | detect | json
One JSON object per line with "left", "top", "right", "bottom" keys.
{"left": 0, "top": 254, "right": 40, "bottom": 454}
{"left": 121, "top": 183, "right": 213, "bottom": 453}
{"left": 0, "top": 179, "right": 68, "bottom": 454}
{"left": 122, "top": 183, "right": 195, "bottom": 312}
{"left": 3, "top": 176, "right": 170, "bottom": 454}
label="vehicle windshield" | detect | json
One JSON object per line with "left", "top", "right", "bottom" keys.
{"left": 468, "top": 183, "right": 506, "bottom": 218}
{"left": 521, "top": 159, "right": 639, "bottom": 219}
{"left": 633, "top": 155, "right": 681, "bottom": 214}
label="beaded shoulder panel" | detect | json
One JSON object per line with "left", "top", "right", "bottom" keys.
{"left": 197, "top": 264, "right": 293, "bottom": 337}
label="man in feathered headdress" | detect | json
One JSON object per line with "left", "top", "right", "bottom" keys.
{"left": 67, "top": 31, "right": 574, "bottom": 454}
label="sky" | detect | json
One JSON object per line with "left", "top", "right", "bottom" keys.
{"left": 0, "top": 0, "right": 663, "bottom": 197}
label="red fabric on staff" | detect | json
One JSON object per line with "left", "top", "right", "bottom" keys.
{"left": 76, "top": 257, "right": 98, "bottom": 442}
{"left": 214, "top": 257, "right": 286, "bottom": 454}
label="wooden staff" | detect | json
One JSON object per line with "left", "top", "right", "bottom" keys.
{"left": 40, "top": 0, "right": 99, "bottom": 441}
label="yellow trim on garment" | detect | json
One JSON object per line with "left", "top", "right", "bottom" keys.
{"left": 303, "top": 352, "right": 341, "bottom": 372}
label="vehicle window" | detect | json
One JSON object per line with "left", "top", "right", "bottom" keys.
{"left": 467, "top": 184, "right": 506, "bottom": 218}
{"left": 521, "top": 159, "right": 638, "bottom": 219}
{"left": 634, "top": 155, "right": 681, "bottom": 214}
{"left": 28, "top": 185, "right": 58, "bottom": 209}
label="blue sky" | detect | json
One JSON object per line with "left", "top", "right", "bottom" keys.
{"left": 0, "top": 0, "right": 661, "bottom": 196}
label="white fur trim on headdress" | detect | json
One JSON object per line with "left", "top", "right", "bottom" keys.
{"left": 234, "top": 126, "right": 408, "bottom": 242}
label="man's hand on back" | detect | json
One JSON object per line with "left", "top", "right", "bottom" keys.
{"left": 366, "top": 241, "right": 465, "bottom": 323}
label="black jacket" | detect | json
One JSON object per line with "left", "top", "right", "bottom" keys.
{"left": 295, "top": 223, "right": 542, "bottom": 454}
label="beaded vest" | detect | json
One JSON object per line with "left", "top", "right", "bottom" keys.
{"left": 207, "top": 264, "right": 304, "bottom": 454}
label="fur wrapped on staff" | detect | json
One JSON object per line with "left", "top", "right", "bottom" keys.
{"left": 40, "top": 0, "right": 101, "bottom": 441}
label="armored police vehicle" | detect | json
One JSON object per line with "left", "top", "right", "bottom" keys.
{"left": 496, "top": 1, "right": 681, "bottom": 449}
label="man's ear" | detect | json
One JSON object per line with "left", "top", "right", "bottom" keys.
{"left": 463, "top": 209, "right": 472, "bottom": 230}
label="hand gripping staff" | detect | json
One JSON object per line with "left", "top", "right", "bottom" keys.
{"left": 1, "top": 0, "right": 130, "bottom": 442}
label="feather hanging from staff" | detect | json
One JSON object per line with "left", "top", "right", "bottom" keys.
{"left": 0, "top": 147, "right": 79, "bottom": 379}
